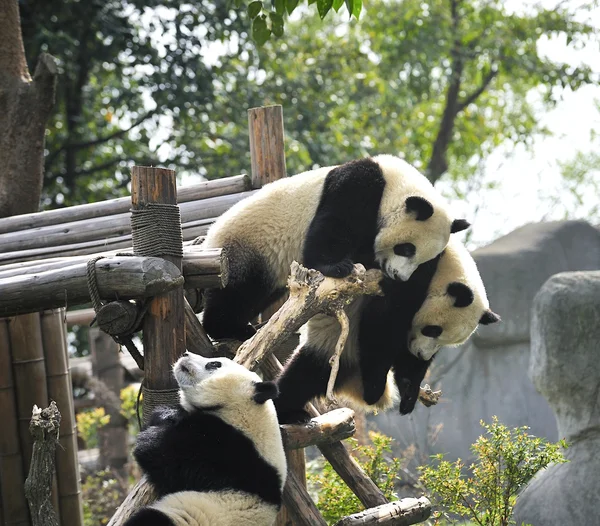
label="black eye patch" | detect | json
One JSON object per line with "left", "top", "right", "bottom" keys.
{"left": 405, "top": 196, "right": 434, "bottom": 221}
{"left": 447, "top": 282, "right": 474, "bottom": 308}
{"left": 205, "top": 361, "right": 222, "bottom": 371}
{"left": 421, "top": 325, "right": 443, "bottom": 338}
{"left": 393, "top": 243, "right": 416, "bottom": 257}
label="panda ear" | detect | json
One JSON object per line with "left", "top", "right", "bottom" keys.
{"left": 405, "top": 196, "right": 434, "bottom": 221}
{"left": 253, "top": 381, "right": 279, "bottom": 404}
{"left": 480, "top": 310, "right": 501, "bottom": 325}
{"left": 447, "top": 282, "right": 474, "bottom": 307}
{"left": 451, "top": 219, "right": 471, "bottom": 233}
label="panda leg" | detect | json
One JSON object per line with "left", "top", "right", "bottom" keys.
{"left": 393, "top": 353, "right": 432, "bottom": 415}
{"left": 359, "top": 348, "right": 395, "bottom": 406}
{"left": 275, "top": 346, "right": 346, "bottom": 424}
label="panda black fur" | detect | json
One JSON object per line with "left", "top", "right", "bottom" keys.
{"left": 124, "top": 352, "right": 287, "bottom": 526}
{"left": 275, "top": 238, "right": 500, "bottom": 423}
{"left": 201, "top": 154, "right": 469, "bottom": 341}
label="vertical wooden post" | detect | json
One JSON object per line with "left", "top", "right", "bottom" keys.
{"left": 90, "top": 327, "right": 128, "bottom": 473}
{"left": 249, "top": 105, "right": 311, "bottom": 526}
{"left": 0, "top": 318, "right": 29, "bottom": 526}
{"left": 131, "top": 167, "right": 185, "bottom": 423}
{"left": 248, "top": 105, "right": 287, "bottom": 189}
{"left": 41, "top": 309, "right": 83, "bottom": 526}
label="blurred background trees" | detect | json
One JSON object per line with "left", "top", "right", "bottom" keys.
{"left": 19, "top": 0, "right": 599, "bottom": 234}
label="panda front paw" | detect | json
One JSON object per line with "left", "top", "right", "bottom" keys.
{"left": 317, "top": 259, "right": 355, "bottom": 279}
{"left": 399, "top": 395, "right": 418, "bottom": 415}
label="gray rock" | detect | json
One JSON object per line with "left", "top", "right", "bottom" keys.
{"left": 513, "top": 271, "right": 600, "bottom": 526}
{"left": 370, "top": 221, "right": 600, "bottom": 467}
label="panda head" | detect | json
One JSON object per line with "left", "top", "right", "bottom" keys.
{"left": 407, "top": 239, "right": 500, "bottom": 361}
{"left": 372, "top": 155, "right": 470, "bottom": 282}
{"left": 173, "top": 352, "right": 279, "bottom": 414}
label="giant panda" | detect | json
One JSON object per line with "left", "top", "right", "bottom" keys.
{"left": 201, "top": 154, "right": 470, "bottom": 341}
{"left": 274, "top": 238, "right": 500, "bottom": 423}
{"left": 124, "top": 352, "right": 287, "bottom": 526}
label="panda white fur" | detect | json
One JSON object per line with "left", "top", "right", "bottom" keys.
{"left": 275, "top": 238, "right": 500, "bottom": 422}
{"left": 201, "top": 154, "right": 470, "bottom": 341}
{"left": 124, "top": 352, "right": 287, "bottom": 526}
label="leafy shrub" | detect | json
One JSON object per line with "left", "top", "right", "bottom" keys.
{"left": 76, "top": 407, "right": 110, "bottom": 449}
{"left": 120, "top": 384, "right": 142, "bottom": 437}
{"left": 82, "top": 469, "right": 128, "bottom": 526}
{"left": 419, "top": 416, "right": 568, "bottom": 526}
{"left": 308, "top": 431, "right": 401, "bottom": 524}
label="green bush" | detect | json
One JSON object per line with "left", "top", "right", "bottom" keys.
{"left": 120, "top": 384, "right": 143, "bottom": 438}
{"left": 76, "top": 407, "right": 110, "bottom": 449}
{"left": 308, "top": 431, "right": 402, "bottom": 524}
{"left": 419, "top": 416, "right": 568, "bottom": 526}
{"left": 82, "top": 469, "right": 127, "bottom": 526}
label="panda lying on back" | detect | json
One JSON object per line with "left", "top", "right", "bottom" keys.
{"left": 201, "top": 155, "right": 469, "bottom": 341}
{"left": 275, "top": 238, "right": 500, "bottom": 423}
{"left": 124, "top": 352, "right": 287, "bottom": 526}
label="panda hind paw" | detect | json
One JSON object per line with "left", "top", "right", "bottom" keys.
{"left": 317, "top": 259, "right": 355, "bottom": 279}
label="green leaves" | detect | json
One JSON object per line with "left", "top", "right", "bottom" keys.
{"left": 247, "top": 1, "right": 263, "bottom": 18}
{"left": 317, "top": 0, "right": 333, "bottom": 19}
{"left": 286, "top": 0, "right": 300, "bottom": 14}
{"left": 252, "top": 15, "right": 271, "bottom": 45}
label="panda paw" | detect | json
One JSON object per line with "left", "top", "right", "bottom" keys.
{"left": 317, "top": 259, "right": 355, "bottom": 279}
{"left": 277, "top": 409, "right": 312, "bottom": 425}
{"left": 399, "top": 394, "right": 418, "bottom": 415}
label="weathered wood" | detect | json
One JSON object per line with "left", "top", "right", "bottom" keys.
{"left": 0, "top": 192, "right": 253, "bottom": 254}
{"left": 0, "top": 256, "right": 184, "bottom": 318}
{"left": 9, "top": 314, "right": 49, "bottom": 478}
{"left": 333, "top": 497, "right": 432, "bottom": 526}
{"left": 65, "top": 308, "right": 95, "bottom": 327}
{"left": 0, "top": 175, "right": 250, "bottom": 235}
{"left": 0, "top": 249, "right": 227, "bottom": 289}
{"left": 281, "top": 466, "right": 327, "bottom": 526}
{"left": 0, "top": 318, "right": 30, "bottom": 526}
{"left": 106, "top": 476, "right": 157, "bottom": 526}
{"left": 23, "top": 402, "right": 61, "bottom": 526}
{"left": 235, "top": 262, "right": 382, "bottom": 372}
{"left": 248, "top": 105, "right": 287, "bottom": 188}
{"left": 276, "top": 448, "right": 311, "bottom": 526}
{"left": 41, "top": 310, "right": 82, "bottom": 526}
{"left": 131, "top": 166, "right": 185, "bottom": 421}
{"left": 281, "top": 408, "right": 356, "bottom": 449}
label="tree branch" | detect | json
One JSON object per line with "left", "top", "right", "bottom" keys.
{"left": 457, "top": 67, "right": 498, "bottom": 112}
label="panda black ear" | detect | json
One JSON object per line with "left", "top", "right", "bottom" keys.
{"left": 253, "top": 381, "right": 279, "bottom": 404}
{"left": 451, "top": 219, "right": 471, "bottom": 233}
{"left": 447, "top": 282, "right": 474, "bottom": 308}
{"left": 405, "top": 196, "right": 434, "bottom": 221}
{"left": 480, "top": 310, "right": 501, "bottom": 325}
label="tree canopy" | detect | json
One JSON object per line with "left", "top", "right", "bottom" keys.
{"left": 20, "top": 0, "right": 599, "bottom": 209}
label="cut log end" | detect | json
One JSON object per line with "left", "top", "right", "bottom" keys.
{"left": 418, "top": 384, "right": 442, "bottom": 407}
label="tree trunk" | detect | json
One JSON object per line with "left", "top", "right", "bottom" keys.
{"left": 0, "top": 0, "right": 57, "bottom": 218}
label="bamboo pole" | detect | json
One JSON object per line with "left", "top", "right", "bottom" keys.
{"left": 131, "top": 166, "right": 186, "bottom": 424}
{"left": 40, "top": 309, "right": 83, "bottom": 526}
{"left": 9, "top": 314, "right": 49, "bottom": 479}
{"left": 0, "top": 318, "right": 29, "bottom": 526}
{"left": 248, "top": 105, "right": 287, "bottom": 188}
{"left": 0, "top": 174, "right": 250, "bottom": 235}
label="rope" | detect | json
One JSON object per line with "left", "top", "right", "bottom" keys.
{"left": 131, "top": 203, "right": 183, "bottom": 257}
{"left": 86, "top": 255, "right": 105, "bottom": 313}
{"left": 141, "top": 384, "right": 180, "bottom": 425}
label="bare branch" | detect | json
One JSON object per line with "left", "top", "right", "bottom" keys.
{"left": 457, "top": 68, "right": 498, "bottom": 112}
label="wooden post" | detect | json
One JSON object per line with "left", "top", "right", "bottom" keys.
{"left": 90, "top": 327, "right": 128, "bottom": 473}
{"left": 248, "top": 105, "right": 287, "bottom": 188}
{"left": 131, "top": 167, "right": 185, "bottom": 423}
{"left": 0, "top": 318, "right": 30, "bottom": 526}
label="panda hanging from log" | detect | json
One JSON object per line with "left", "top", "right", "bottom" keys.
{"left": 199, "top": 154, "right": 499, "bottom": 422}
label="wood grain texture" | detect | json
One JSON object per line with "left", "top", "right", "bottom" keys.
{"left": 281, "top": 408, "right": 356, "bottom": 450}
{"left": 248, "top": 105, "right": 286, "bottom": 188}
{"left": 131, "top": 167, "right": 185, "bottom": 397}
{"left": 281, "top": 467, "right": 327, "bottom": 526}
{"left": 0, "top": 318, "right": 30, "bottom": 526}
{"left": 0, "top": 175, "right": 250, "bottom": 235}
{"left": 40, "top": 309, "right": 83, "bottom": 526}
{"left": 333, "top": 497, "right": 431, "bottom": 526}
{"left": 0, "top": 256, "right": 184, "bottom": 317}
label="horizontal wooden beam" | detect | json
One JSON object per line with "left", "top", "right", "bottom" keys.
{"left": 0, "top": 175, "right": 250, "bottom": 235}
{"left": 0, "top": 191, "right": 254, "bottom": 255}
{"left": 0, "top": 256, "right": 183, "bottom": 317}
{"left": 280, "top": 408, "right": 356, "bottom": 449}
{"left": 333, "top": 497, "right": 431, "bottom": 526}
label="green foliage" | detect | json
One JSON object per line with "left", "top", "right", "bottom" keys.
{"left": 308, "top": 431, "right": 401, "bottom": 524}
{"left": 76, "top": 407, "right": 110, "bottom": 449}
{"left": 419, "top": 416, "right": 568, "bottom": 526}
{"left": 82, "top": 469, "right": 128, "bottom": 526}
{"left": 120, "top": 384, "right": 143, "bottom": 438}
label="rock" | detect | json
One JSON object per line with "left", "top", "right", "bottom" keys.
{"left": 513, "top": 271, "right": 600, "bottom": 526}
{"left": 371, "top": 221, "right": 600, "bottom": 467}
